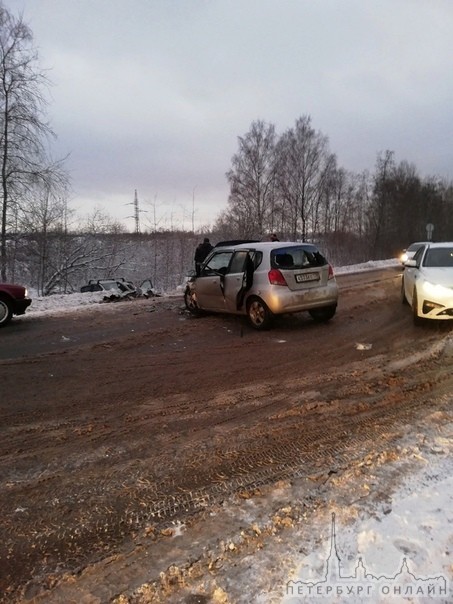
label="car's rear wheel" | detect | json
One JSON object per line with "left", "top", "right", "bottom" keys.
{"left": 0, "top": 297, "right": 13, "bottom": 327}
{"left": 309, "top": 304, "right": 337, "bottom": 322}
{"left": 247, "top": 297, "right": 273, "bottom": 330}
{"left": 412, "top": 288, "right": 423, "bottom": 325}
{"left": 184, "top": 287, "right": 202, "bottom": 316}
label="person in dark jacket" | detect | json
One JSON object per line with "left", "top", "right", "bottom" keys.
{"left": 194, "top": 237, "right": 213, "bottom": 274}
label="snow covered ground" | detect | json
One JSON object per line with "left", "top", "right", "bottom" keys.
{"left": 14, "top": 257, "right": 453, "bottom": 602}
{"left": 201, "top": 426, "right": 453, "bottom": 604}
{"left": 280, "top": 419, "right": 453, "bottom": 603}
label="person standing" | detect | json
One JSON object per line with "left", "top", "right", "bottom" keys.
{"left": 270, "top": 233, "right": 279, "bottom": 242}
{"left": 194, "top": 237, "right": 213, "bottom": 274}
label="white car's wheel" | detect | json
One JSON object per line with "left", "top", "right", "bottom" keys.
{"left": 412, "top": 288, "right": 423, "bottom": 325}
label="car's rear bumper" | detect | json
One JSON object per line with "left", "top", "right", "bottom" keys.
{"left": 259, "top": 282, "right": 339, "bottom": 315}
{"left": 13, "top": 298, "right": 32, "bottom": 316}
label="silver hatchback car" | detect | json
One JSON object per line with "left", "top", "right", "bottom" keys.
{"left": 184, "top": 241, "right": 338, "bottom": 329}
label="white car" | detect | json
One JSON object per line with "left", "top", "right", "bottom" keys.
{"left": 184, "top": 241, "right": 338, "bottom": 329}
{"left": 401, "top": 242, "right": 453, "bottom": 324}
{"left": 400, "top": 241, "right": 429, "bottom": 264}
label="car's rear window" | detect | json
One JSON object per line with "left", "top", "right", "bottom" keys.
{"left": 271, "top": 246, "right": 327, "bottom": 269}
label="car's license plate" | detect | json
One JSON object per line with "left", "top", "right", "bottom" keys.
{"left": 295, "top": 272, "right": 319, "bottom": 283}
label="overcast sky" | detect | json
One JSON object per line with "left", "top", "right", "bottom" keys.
{"left": 6, "top": 0, "right": 453, "bottom": 232}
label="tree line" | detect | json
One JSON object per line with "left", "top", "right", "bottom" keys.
{"left": 2, "top": 2, "right": 453, "bottom": 295}
{"left": 216, "top": 119, "right": 453, "bottom": 264}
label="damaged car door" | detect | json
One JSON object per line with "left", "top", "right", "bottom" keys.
{"left": 195, "top": 251, "right": 233, "bottom": 311}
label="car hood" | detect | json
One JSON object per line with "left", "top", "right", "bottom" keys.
{"left": 0, "top": 283, "right": 26, "bottom": 297}
{"left": 421, "top": 267, "right": 453, "bottom": 286}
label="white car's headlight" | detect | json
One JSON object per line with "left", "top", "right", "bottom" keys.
{"left": 422, "top": 281, "right": 452, "bottom": 297}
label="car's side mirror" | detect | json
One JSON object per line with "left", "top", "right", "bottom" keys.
{"left": 404, "top": 259, "right": 417, "bottom": 268}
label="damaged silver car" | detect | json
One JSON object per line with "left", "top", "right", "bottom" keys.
{"left": 184, "top": 241, "right": 338, "bottom": 330}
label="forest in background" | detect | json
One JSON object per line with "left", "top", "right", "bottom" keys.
{"left": 6, "top": 130, "right": 453, "bottom": 296}
{"left": 2, "top": 3, "right": 453, "bottom": 295}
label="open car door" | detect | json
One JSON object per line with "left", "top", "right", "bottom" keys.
{"left": 220, "top": 249, "right": 256, "bottom": 313}
{"left": 195, "top": 250, "right": 233, "bottom": 311}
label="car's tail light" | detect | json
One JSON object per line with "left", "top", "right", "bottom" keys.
{"left": 268, "top": 269, "right": 287, "bottom": 286}
{"left": 328, "top": 264, "right": 335, "bottom": 280}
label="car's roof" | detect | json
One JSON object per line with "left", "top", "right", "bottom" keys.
{"left": 425, "top": 242, "right": 453, "bottom": 248}
{"left": 215, "top": 241, "right": 318, "bottom": 252}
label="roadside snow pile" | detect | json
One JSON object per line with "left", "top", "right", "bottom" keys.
{"left": 335, "top": 258, "right": 400, "bottom": 274}
{"left": 26, "top": 290, "right": 105, "bottom": 317}
{"left": 282, "top": 441, "right": 453, "bottom": 603}
{"left": 25, "top": 290, "right": 177, "bottom": 318}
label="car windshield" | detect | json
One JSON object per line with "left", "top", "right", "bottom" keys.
{"left": 423, "top": 248, "right": 453, "bottom": 267}
{"left": 408, "top": 243, "right": 425, "bottom": 252}
{"left": 271, "top": 246, "right": 327, "bottom": 269}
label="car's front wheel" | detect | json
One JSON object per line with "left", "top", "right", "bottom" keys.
{"left": 412, "top": 287, "right": 423, "bottom": 325}
{"left": 184, "top": 287, "right": 202, "bottom": 316}
{"left": 247, "top": 297, "right": 273, "bottom": 330}
{"left": 0, "top": 297, "right": 13, "bottom": 327}
{"left": 309, "top": 304, "right": 337, "bottom": 322}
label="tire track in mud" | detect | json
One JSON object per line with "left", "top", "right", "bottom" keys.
{"left": 76, "top": 383, "right": 448, "bottom": 525}
{"left": 2, "top": 356, "right": 451, "bottom": 602}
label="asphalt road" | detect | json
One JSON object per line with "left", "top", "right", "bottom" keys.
{"left": 0, "top": 267, "right": 400, "bottom": 360}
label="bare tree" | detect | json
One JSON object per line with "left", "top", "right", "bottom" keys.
{"left": 81, "top": 207, "right": 126, "bottom": 235}
{"left": 367, "top": 150, "right": 396, "bottom": 257}
{"left": 41, "top": 236, "right": 128, "bottom": 296}
{"left": 18, "top": 183, "right": 69, "bottom": 293}
{"left": 275, "top": 116, "right": 333, "bottom": 240}
{"left": 0, "top": 3, "right": 66, "bottom": 281}
{"left": 322, "top": 166, "right": 366, "bottom": 235}
{"left": 226, "top": 120, "right": 277, "bottom": 237}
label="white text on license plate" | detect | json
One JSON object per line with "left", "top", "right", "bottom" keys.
{"left": 295, "top": 272, "right": 319, "bottom": 283}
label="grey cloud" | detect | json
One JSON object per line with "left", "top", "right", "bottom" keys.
{"left": 7, "top": 0, "right": 453, "bottom": 226}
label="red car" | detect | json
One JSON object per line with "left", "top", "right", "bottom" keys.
{"left": 0, "top": 283, "right": 32, "bottom": 327}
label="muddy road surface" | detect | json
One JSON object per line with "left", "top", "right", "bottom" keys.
{"left": 1, "top": 266, "right": 452, "bottom": 602}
